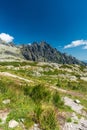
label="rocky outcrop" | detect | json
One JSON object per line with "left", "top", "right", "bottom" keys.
{"left": 63, "top": 97, "right": 87, "bottom": 130}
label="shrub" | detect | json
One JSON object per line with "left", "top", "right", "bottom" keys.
{"left": 0, "top": 80, "right": 7, "bottom": 93}
{"left": 66, "top": 117, "right": 72, "bottom": 122}
{"left": 24, "top": 114, "right": 34, "bottom": 129}
{"left": 56, "top": 78, "right": 61, "bottom": 87}
{"left": 23, "top": 85, "right": 31, "bottom": 96}
{"left": 33, "top": 104, "right": 43, "bottom": 123}
{"left": 40, "top": 108, "right": 58, "bottom": 130}
{"left": 0, "top": 118, "right": 2, "bottom": 122}
{"left": 24, "top": 84, "right": 51, "bottom": 103}
{"left": 52, "top": 91, "right": 64, "bottom": 108}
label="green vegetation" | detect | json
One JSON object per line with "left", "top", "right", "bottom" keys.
{"left": 66, "top": 117, "right": 72, "bottom": 122}
{"left": 59, "top": 64, "right": 73, "bottom": 69}
{"left": 74, "top": 121, "right": 78, "bottom": 124}
{"left": 0, "top": 61, "right": 37, "bottom": 67}
{"left": 0, "top": 61, "right": 87, "bottom": 129}
{"left": 52, "top": 91, "right": 64, "bottom": 108}
{"left": 24, "top": 84, "right": 51, "bottom": 103}
{"left": 40, "top": 109, "right": 58, "bottom": 130}
{"left": 0, "top": 76, "right": 61, "bottom": 129}
{"left": 56, "top": 78, "right": 87, "bottom": 94}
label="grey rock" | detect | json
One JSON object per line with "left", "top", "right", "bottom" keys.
{"left": 63, "top": 111, "right": 87, "bottom": 130}
{"left": 30, "top": 124, "right": 40, "bottom": 130}
{"left": 8, "top": 119, "right": 19, "bottom": 128}
{"left": 64, "top": 97, "right": 83, "bottom": 114}
{"left": 0, "top": 109, "right": 9, "bottom": 124}
{"left": 2, "top": 99, "right": 10, "bottom": 104}
{"left": 74, "top": 99, "right": 80, "bottom": 104}
{"left": 33, "top": 124, "right": 40, "bottom": 130}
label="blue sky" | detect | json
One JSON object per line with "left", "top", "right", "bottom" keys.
{"left": 0, "top": 0, "right": 87, "bottom": 60}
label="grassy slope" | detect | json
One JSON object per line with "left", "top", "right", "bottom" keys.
{"left": 0, "top": 61, "right": 87, "bottom": 130}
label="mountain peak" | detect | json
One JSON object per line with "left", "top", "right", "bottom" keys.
{"left": 40, "top": 41, "right": 49, "bottom": 45}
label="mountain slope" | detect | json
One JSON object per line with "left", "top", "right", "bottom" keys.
{"left": 21, "top": 41, "right": 85, "bottom": 65}
{"left": 0, "top": 41, "right": 24, "bottom": 61}
{"left": 0, "top": 61, "right": 87, "bottom": 130}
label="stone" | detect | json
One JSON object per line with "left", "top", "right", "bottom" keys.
{"left": 74, "top": 99, "right": 80, "bottom": 104}
{"left": 8, "top": 120, "right": 19, "bottom": 128}
{"left": 63, "top": 112, "right": 87, "bottom": 130}
{"left": 0, "top": 109, "right": 9, "bottom": 124}
{"left": 33, "top": 124, "right": 40, "bottom": 130}
{"left": 2, "top": 99, "right": 10, "bottom": 104}
{"left": 64, "top": 97, "right": 83, "bottom": 114}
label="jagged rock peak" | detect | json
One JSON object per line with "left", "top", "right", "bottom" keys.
{"left": 20, "top": 41, "right": 86, "bottom": 65}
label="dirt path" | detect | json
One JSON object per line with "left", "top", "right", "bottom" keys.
{"left": 0, "top": 72, "right": 86, "bottom": 99}
{"left": 0, "top": 72, "right": 33, "bottom": 83}
{"left": 50, "top": 86, "right": 86, "bottom": 99}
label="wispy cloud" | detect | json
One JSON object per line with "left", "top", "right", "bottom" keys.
{"left": 0, "top": 33, "right": 14, "bottom": 43}
{"left": 64, "top": 40, "right": 87, "bottom": 49}
{"left": 83, "top": 45, "right": 87, "bottom": 49}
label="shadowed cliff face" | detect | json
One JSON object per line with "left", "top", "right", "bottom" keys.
{"left": 21, "top": 41, "right": 85, "bottom": 65}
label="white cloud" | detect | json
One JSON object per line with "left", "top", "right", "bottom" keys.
{"left": 64, "top": 40, "right": 87, "bottom": 49}
{"left": 0, "top": 33, "right": 14, "bottom": 43}
{"left": 83, "top": 45, "right": 87, "bottom": 49}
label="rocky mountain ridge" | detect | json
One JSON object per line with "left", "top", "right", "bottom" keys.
{"left": 0, "top": 40, "right": 86, "bottom": 65}
{"left": 21, "top": 41, "right": 86, "bottom": 65}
